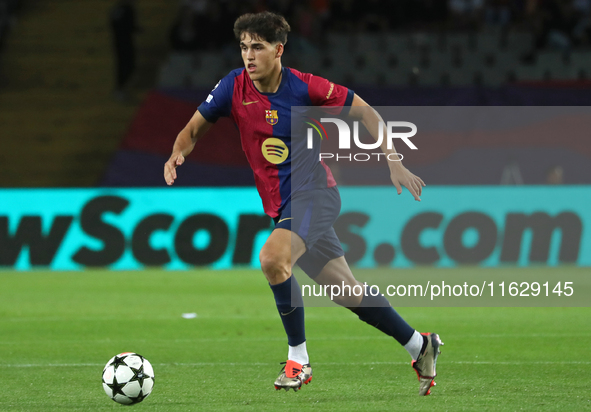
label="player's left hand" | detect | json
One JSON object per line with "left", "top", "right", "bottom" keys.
{"left": 389, "top": 164, "right": 425, "bottom": 201}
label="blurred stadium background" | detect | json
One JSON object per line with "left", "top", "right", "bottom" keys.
{"left": 1, "top": 0, "right": 591, "bottom": 188}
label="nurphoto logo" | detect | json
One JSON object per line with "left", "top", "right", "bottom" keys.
{"left": 306, "top": 118, "right": 418, "bottom": 162}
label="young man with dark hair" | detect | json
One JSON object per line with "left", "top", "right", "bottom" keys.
{"left": 164, "top": 11, "right": 442, "bottom": 396}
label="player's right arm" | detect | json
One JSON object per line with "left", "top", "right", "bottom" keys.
{"left": 164, "top": 110, "right": 213, "bottom": 186}
{"left": 164, "top": 71, "right": 236, "bottom": 186}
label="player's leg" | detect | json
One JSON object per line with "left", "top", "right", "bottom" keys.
{"left": 259, "top": 227, "right": 311, "bottom": 391}
{"left": 316, "top": 257, "right": 424, "bottom": 342}
{"left": 265, "top": 186, "right": 341, "bottom": 391}
{"left": 260, "top": 227, "right": 306, "bottom": 285}
{"left": 300, "top": 234, "right": 443, "bottom": 395}
{"left": 314, "top": 256, "right": 418, "bottom": 347}
{"left": 299, "top": 234, "right": 420, "bottom": 350}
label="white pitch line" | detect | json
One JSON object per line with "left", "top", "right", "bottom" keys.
{"left": 0, "top": 336, "right": 390, "bottom": 345}
{"left": 3, "top": 361, "right": 590, "bottom": 368}
{"left": 0, "top": 314, "right": 355, "bottom": 323}
{"left": 1, "top": 333, "right": 590, "bottom": 346}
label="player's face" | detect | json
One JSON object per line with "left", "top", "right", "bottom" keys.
{"left": 239, "top": 33, "right": 282, "bottom": 82}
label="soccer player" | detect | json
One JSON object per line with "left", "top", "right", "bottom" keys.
{"left": 164, "top": 11, "right": 442, "bottom": 396}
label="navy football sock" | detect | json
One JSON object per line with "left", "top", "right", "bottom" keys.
{"left": 269, "top": 276, "right": 306, "bottom": 347}
{"left": 349, "top": 293, "right": 415, "bottom": 345}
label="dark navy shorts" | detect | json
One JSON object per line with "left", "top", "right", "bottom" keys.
{"left": 273, "top": 186, "right": 344, "bottom": 279}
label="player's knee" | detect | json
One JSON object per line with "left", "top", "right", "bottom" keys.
{"left": 332, "top": 293, "right": 362, "bottom": 308}
{"left": 331, "top": 281, "right": 363, "bottom": 308}
{"left": 259, "top": 251, "right": 290, "bottom": 284}
{"left": 316, "top": 278, "right": 363, "bottom": 307}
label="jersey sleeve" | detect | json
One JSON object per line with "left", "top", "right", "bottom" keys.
{"left": 307, "top": 74, "right": 354, "bottom": 109}
{"left": 197, "top": 72, "right": 236, "bottom": 123}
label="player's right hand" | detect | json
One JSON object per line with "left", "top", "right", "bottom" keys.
{"left": 164, "top": 153, "right": 185, "bottom": 186}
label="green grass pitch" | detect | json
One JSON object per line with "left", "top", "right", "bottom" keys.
{"left": 0, "top": 268, "right": 589, "bottom": 411}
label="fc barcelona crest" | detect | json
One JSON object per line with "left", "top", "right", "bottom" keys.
{"left": 265, "top": 110, "right": 278, "bottom": 125}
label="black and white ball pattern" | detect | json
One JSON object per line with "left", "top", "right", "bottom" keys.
{"left": 102, "top": 352, "right": 155, "bottom": 405}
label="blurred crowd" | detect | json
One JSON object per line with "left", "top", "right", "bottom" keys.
{"left": 527, "top": 0, "right": 591, "bottom": 53}
{"left": 0, "top": 0, "right": 19, "bottom": 48}
{"left": 170, "top": 0, "right": 591, "bottom": 53}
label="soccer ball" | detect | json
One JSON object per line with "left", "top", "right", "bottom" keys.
{"left": 102, "top": 352, "right": 155, "bottom": 405}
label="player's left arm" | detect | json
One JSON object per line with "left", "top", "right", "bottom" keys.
{"left": 349, "top": 94, "right": 425, "bottom": 201}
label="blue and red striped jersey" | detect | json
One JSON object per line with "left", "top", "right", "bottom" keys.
{"left": 198, "top": 67, "right": 354, "bottom": 218}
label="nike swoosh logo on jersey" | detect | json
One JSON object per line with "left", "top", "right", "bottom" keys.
{"left": 278, "top": 217, "right": 292, "bottom": 223}
{"left": 242, "top": 99, "right": 259, "bottom": 105}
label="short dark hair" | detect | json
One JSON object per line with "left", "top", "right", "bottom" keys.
{"left": 233, "top": 11, "right": 290, "bottom": 45}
